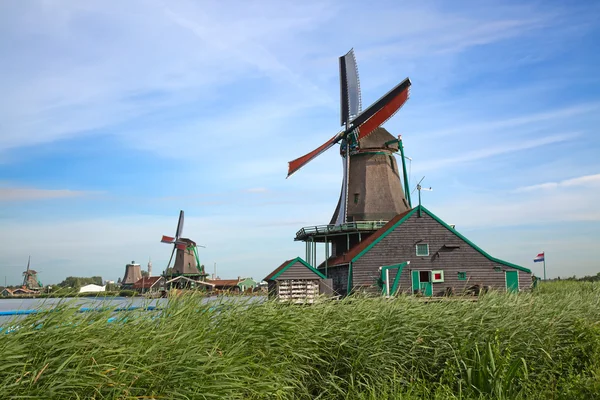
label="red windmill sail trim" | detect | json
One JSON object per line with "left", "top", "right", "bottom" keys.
{"left": 356, "top": 87, "right": 409, "bottom": 140}
{"left": 161, "top": 235, "right": 175, "bottom": 243}
{"left": 287, "top": 133, "right": 340, "bottom": 177}
{"left": 348, "top": 78, "right": 411, "bottom": 130}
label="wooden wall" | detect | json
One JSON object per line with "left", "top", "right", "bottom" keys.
{"left": 352, "top": 212, "right": 532, "bottom": 294}
{"left": 275, "top": 260, "right": 323, "bottom": 280}
{"left": 325, "top": 265, "right": 349, "bottom": 296}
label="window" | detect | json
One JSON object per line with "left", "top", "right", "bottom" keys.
{"left": 415, "top": 243, "right": 429, "bottom": 256}
{"left": 432, "top": 270, "right": 444, "bottom": 283}
{"left": 493, "top": 266, "right": 502, "bottom": 272}
{"left": 458, "top": 272, "right": 467, "bottom": 281}
{"left": 354, "top": 193, "right": 359, "bottom": 204}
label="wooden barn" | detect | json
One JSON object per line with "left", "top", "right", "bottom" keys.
{"left": 264, "top": 257, "right": 333, "bottom": 303}
{"left": 319, "top": 206, "right": 531, "bottom": 297}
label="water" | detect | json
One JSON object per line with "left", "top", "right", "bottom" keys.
{"left": 0, "top": 296, "right": 163, "bottom": 312}
{"left": 0, "top": 296, "right": 265, "bottom": 326}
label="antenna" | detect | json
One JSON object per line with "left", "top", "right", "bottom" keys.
{"left": 411, "top": 176, "right": 432, "bottom": 216}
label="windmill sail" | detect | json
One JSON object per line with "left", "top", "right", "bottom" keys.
{"left": 351, "top": 78, "right": 411, "bottom": 140}
{"left": 340, "top": 49, "right": 362, "bottom": 127}
{"left": 175, "top": 210, "right": 184, "bottom": 239}
{"left": 286, "top": 50, "right": 411, "bottom": 187}
{"left": 287, "top": 132, "right": 342, "bottom": 178}
{"left": 161, "top": 235, "right": 175, "bottom": 243}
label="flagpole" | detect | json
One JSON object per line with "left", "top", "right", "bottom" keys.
{"left": 543, "top": 251, "right": 546, "bottom": 281}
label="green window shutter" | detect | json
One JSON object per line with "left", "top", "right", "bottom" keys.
{"left": 416, "top": 243, "right": 429, "bottom": 256}
{"left": 458, "top": 272, "right": 467, "bottom": 281}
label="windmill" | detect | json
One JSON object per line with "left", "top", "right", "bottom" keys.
{"left": 160, "top": 210, "right": 207, "bottom": 277}
{"left": 121, "top": 261, "right": 142, "bottom": 288}
{"left": 22, "top": 256, "right": 42, "bottom": 290}
{"left": 288, "top": 49, "right": 412, "bottom": 224}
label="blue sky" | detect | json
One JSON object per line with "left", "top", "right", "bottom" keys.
{"left": 1, "top": 0, "right": 599, "bottom": 285}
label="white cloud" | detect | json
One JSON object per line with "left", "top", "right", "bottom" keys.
{"left": 414, "top": 103, "right": 600, "bottom": 140}
{"left": 516, "top": 173, "right": 600, "bottom": 192}
{"left": 418, "top": 132, "right": 579, "bottom": 172}
{"left": 244, "top": 187, "right": 269, "bottom": 193}
{"left": 0, "top": 186, "right": 94, "bottom": 201}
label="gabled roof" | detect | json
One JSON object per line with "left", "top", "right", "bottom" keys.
{"left": 264, "top": 257, "right": 327, "bottom": 281}
{"left": 133, "top": 276, "right": 163, "bottom": 289}
{"left": 166, "top": 276, "right": 214, "bottom": 286}
{"left": 321, "top": 209, "right": 414, "bottom": 268}
{"left": 321, "top": 206, "right": 531, "bottom": 273}
{"left": 206, "top": 279, "right": 241, "bottom": 287}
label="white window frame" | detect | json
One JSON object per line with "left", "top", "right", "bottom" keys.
{"left": 415, "top": 243, "right": 429, "bottom": 257}
{"left": 432, "top": 270, "right": 444, "bottom": 283}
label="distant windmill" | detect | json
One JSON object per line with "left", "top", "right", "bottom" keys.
{"left": 160, "top": 210, "right": 207, "bottom": 277}
{"left": 22, "top": 256, "right": 42, "bottom": 290}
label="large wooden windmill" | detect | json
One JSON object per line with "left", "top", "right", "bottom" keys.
{"left": 160, "top": 210, "right": 207, "bottom": 279}
{"left": 289, "top": 49, "right": 413, "bottom": 266}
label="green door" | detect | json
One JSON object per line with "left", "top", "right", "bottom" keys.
{"left": 412, "top": 270, "right": 433, "bottom": 296}
{"left": 420, "top": 281, "right": 433, "bottom": 297}
{"left": 411, "top": 270, "right": 420, "bottom": 293}
{"left": 505, "top": 271, "right": 519, "bottom": 293}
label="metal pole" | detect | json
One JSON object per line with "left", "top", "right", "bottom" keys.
{"left": 305, "top": 241, "right": 309, "bottom": 263}
{"left": 418, "top": 187, "right": 422, "bottom": 217}
{"left": 543, "top": 253, "right": 547, "bottom": 280}
{"left": 386, "top": 269, "right": 390, "bottom": 296}
{"left": 325, "top": 236, "right": 329, "bottom": 277}
{"left": 398, "top": 136, "right": 412, "bottom": 208}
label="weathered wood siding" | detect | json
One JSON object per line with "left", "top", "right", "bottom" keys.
{"left": 324, "top": 265, "right": 349, "bottom": 296}
{"left": 275, "top": 260, "right": 323, "bottom": 280}
{"left": 352, "top": 212, "right": 532, "bottom": 294}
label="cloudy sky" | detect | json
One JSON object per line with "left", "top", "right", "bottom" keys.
{"left": 1, "top": 0, "right": 599, "bottom": 285}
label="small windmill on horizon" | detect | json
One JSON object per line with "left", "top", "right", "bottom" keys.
{"left": 160, "top": 210, "right": 207, "bottom": 279}
{"left": 22, "top": 256, "right": 42, "bottom": 290}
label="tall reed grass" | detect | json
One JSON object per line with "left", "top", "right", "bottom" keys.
{"left": 1, "top": 281, "right": 599, "bottom": 399}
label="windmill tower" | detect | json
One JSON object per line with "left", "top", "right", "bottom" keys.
{"left": 22, "top": 256, "right": 42, "bottom": 290}
{"left": 289, "top": 49, "right": 413, "bottom": 264}
{"left": 160, "top": 210, "right": 208, "bottom": 279}
{"left": 121, "top": 261, "right": 142, "bottom": 288}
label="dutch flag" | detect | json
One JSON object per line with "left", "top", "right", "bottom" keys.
{"left": 533, "top": 252, "right": 545, "bottom": 263}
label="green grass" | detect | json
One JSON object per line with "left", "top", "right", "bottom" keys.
{"left": 1, "top": 281, "right": 600, "bottom": 399}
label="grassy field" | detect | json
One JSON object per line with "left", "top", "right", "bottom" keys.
{"left": 1, "top": 281, "right": 599, "bottom": 399}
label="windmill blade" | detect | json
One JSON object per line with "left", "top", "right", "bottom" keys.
{"left": 175, "top": 210, "right": 184, "bottom": 239}
{"left": 161, "top": 235, "right": 175, "bottom": 243}
{"left": 339, "top": 49, "right": 362, "bottom": 127}
{"left": 166, "top": 246, "right": 176, "bottom": 270}
{"left": 349, "top": 78, "right": 411, "bottom": 140}
{"left": 287, "top": 131, "right": 343, "bottom": 178}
